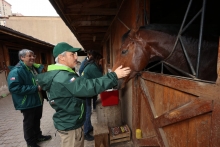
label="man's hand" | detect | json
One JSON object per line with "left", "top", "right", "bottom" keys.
{"left": 38, "top": 85, "right": 42, "bottom": 91}
{"left": 114, "top": 65, "right": 131, "bottom": 79}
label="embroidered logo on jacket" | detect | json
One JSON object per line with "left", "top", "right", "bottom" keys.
{"left": 10, "top": 77, "right": 16, "bottom": 80}
{"left": 70, "top": 77, "right": 75, "bottom": 82}
{"left": 50, "top": 100, "right": 55, "bottom": 105}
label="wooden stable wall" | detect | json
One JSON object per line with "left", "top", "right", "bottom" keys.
{"left": 103, "top": 0, "right": 149, "bottom": 131}
{"left": 1, "top": 41, "right": 53, "bottom": 72}
{"left": 103, "top": 0, "right": 149, "bottom": 72}
{"left": 132, "top": 38, "right": 220, "bottom": 147}
{"left": 102, "top": 0, "right": 220, "bottom": 146}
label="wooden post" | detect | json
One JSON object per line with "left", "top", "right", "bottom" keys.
{"left": 93, "top": 123, "right": 109, "bottom": 147}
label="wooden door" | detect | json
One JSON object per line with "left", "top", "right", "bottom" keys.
{"left": 131, "top": 40, "right": 220, "bottom": 147}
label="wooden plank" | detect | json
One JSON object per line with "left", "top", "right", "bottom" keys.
{"left": 153, "top": 81, "right": 164, "bottom": 117}
{"left": 71, "top": 21, "right": 111, "bottom": 27}
{"left": 76, "top": 27, "right": 108, "bottom": 33}
{"left": 137, "top": 136, "right": 160, "bottom": 146}
{"left": 94, "top": 134, "right": 109, "bottom": 147}
{"left": 132, "top": 77, "right": 141, "bottom": 143}
{"left": 94, "top": 123, "right": 109, "bottom": 147}
{"left": 65, "top": 8, "right": 117, "bottom": 15}
{"left": 163, "top": 119, "right": 189, "bottom": 147}
{"left": 139, "top": 78, "right": 167, "bottom": 147}
{"left": 210, "top": 101, "right": 220, "bottom": 147}
{"left": 155, "top": 99, "right": 212, "bottom": 127}
{"left": 66, "top": 0, "right": 116, "bottom": 9}
{"left": 140, "top": 72, "right": 220, "bottom": 100}
{"left": 140, "top": 86, "right": 157, "bottom": 138}
{"left": 187, "top": 114, "right": 211, "bottom": 147}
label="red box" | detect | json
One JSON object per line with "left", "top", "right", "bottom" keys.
{"left": 100, "top": 90, "right": 119, "bottom": 106}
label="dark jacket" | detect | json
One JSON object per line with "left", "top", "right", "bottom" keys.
{"left": 35, "top": 64, "right": 118, "bottom": 131}
{"left": 7, "top": 61, "right": 44, "bottom": 110}
{"left": 82, "top": 61, "right": 103, "bottom": 79}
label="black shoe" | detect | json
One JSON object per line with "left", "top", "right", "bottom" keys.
{"left": 84, "top": 133, "right": 94, "bottom": 141}
{"left": 27, "top": 144, "right": 40, "bottom": 147}
{"left": 37, "top": 135, "right": 52, "bottom": 143}
{"left": 89, "top": 127, "right": 93, "bottom": 133}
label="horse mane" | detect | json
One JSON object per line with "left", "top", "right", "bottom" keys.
{"left": 140, "top": 24, "right": 180, "bottom": 36}
{"left": 122, "top": 24, "right": 219, "bottom": 42}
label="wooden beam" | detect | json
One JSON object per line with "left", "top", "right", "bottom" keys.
{"left": 76, "top": 27, "right": 108, "bottom": 33}
{"left": 78, "top": 33, "right": 105, "bottom": 38}
{"left": 140, "top": 72, "right": 220, "bottom": 100}
{"left": 79, "top": 37, "right": 103, "bottom": 41}
{"left": 155, "top": 99, "right": 213, "bottom": 127}
{"left": 137, "top": 136, "right": 160, "bottom": 146}
{"left": 71, "top": 21, "right": 111, "bottom": 27}
{"left": 70, "top": 16, "right": 112, "bottom": 21}
{"left": 66, "top": 0, "right": 117, "bottom": 9}
{"left": 65, "top": 8, "right": 117, "bottom": 15}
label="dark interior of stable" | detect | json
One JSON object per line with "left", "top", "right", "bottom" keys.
{"left": 146, "top": 0, "right": 220, "bottom": 82}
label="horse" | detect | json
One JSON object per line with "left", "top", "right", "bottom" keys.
{"left": 112, "top": 24, "right": 219, "bottom": 89}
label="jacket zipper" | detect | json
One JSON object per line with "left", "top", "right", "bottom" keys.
{"left": 31, "top": 72, "right": 42, "bottom": 104}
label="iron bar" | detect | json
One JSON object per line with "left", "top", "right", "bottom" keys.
{"left": 146, "top": 61, "right": 162, "bottom": 70}
{"left": 164, "top": 0, "right": 193, "bottom": 61}
{"left": 196, "top": 0, "right": 206, "bottom": 77}
{"left": 179, "top": 36, "right": 196, "bottom": 75}
{"left": 182, "top": 8, "right": 202, "bottom": 34}
{"left": 163, "top": 62, "right": 195, "bottom": 78}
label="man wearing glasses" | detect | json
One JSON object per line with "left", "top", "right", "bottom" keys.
{"left": 7, "top": 49, "right": 51, "bottom": 147}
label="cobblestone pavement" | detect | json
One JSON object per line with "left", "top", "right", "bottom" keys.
{"left": 0, "top": 95, "right": 133, "bottom": 147}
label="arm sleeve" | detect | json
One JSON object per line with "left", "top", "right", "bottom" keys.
{"left": 7, "top": 69, "right": 38, "bottom": 95}
{"left": 63, "top": 72, "right": 118, "bottom": 97}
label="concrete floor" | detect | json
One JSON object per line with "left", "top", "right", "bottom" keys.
{"left": 0, "top": 95, "right": 133, "bottom": 147}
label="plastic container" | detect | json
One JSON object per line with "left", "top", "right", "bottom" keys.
{"left": 100, "top": 89, "right": 119, "bottom": 106}
{"left": 136, "top": 129, "right": 142, "bottom": 139}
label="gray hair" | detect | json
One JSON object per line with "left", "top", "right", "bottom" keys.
{"left": 55, "top": 51, "right": 67, "bottom": 63}
{"left": 18, "top": 49, "right": 34, "bottom": 60}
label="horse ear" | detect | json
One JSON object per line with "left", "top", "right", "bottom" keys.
{"left": 128, "top": 29, "right": 138, "bottom": 38}
{"left": 129, "top": 29, "right": 142, "bottom": 41}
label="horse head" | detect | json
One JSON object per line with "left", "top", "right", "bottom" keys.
{"left": 112, "top": 29, "right": 153, "bottom": 89}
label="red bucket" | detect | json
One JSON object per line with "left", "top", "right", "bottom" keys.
{"left": 100, "top": 90, "right": 119, "bottom": 106}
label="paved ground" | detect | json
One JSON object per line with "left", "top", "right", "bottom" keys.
{"left": 0, "top": 95, "right": 133, "bottom": 147}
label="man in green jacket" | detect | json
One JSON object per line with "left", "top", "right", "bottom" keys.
{"left": 7, "top": 49, "right": 51, "bottom": 147}
{"left": 35, "top": 42, "right": 131, "bottom": 147}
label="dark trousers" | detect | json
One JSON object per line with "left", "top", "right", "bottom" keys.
{"left": 84, "top": 96, "right": 97, "bottom": 134}
{"left": 93, "top": 96, "right": 97, "bottom": 109}
{"left": 21, "top": 106, "right": 43, "bottom": 145}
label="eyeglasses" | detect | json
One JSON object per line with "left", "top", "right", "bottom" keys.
{"left": 25, "top": 55, "right": 37, "bottom": 59}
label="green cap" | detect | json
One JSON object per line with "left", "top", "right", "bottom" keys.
{"left": 53, "top": 42, "right": 81, "bottom": 58}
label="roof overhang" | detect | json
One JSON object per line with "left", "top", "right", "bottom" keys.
{"left": 49, "top": 0, "right": 124, "bottom": 51}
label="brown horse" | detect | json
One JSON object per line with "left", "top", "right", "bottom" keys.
{"left": 112, "top": 25, "right": 219, "bottom": 89}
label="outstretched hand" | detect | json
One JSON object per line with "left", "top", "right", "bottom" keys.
{"left": 114, "top": 65, "right": 131, "bottom": 79}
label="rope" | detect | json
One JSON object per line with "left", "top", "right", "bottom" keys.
{"left": 117, "top": 17, "right": 130, "bottom": 30}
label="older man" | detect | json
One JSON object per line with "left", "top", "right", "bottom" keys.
{"left": 7, "top": 49, "right": 51, "bottom": 147}
{"left": 36, "top": 42, "right": 131, "bottom": 147}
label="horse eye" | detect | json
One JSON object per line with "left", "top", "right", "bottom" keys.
{"left": 121, "top": 49, "right": 128, "bottom": 54}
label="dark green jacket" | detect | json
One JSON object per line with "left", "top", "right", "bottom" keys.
{"left": 7, "top": 61, "right": 44, "bottom": 110}
{"left": 82, "top": 61, "right": 103, "bottom": 79}
{"left": 35, "top": 64, "right": 118, "bottom": 131}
